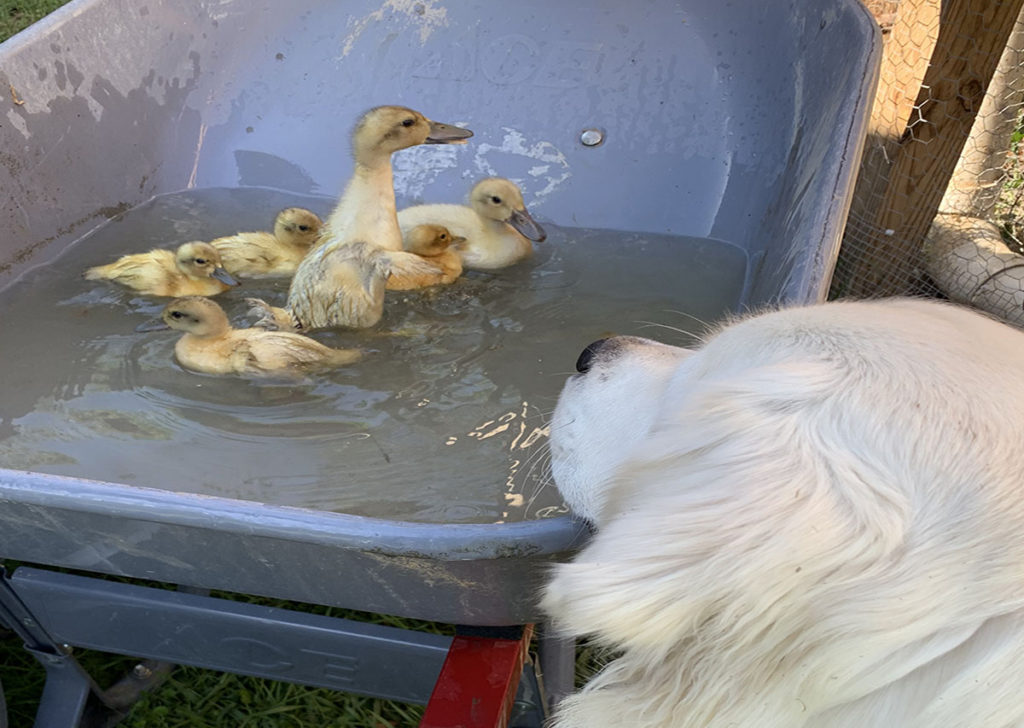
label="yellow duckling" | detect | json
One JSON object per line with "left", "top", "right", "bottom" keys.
{"left": 210, "top": 207, "right": 323, "bottom": 278}
{"left": 138, "top": 296, "right": 361, "bottom": 376}
{"left": 279, "top": 105, "right": 473, "bottom": 330}
{"left": 386, "top": 224, "right": 464, "bottom": 290}
{"left": 397, "top": 177, "right": 546, "bottom": 270}
{"left": 84, "top": 241, "right": 240, "bottom": 297}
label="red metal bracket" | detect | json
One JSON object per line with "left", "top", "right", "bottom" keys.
{"left": 419, "top": 624, "right": 535, "bottom": 728}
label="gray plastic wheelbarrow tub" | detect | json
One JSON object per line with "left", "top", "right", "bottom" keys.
{"left": 0, "top": 0, "right": 879, "bottom": 625}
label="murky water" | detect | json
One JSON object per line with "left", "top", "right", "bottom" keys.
{"left": 0, "top": 188, "right": 748, "bottom": 523}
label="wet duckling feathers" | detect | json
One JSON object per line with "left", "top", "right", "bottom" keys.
{"left": 84, "top": 241, "right": 239, "bottom": 297}
{"left": 287, "top": 105, "right": 471, "bottom": 329}
{"left": 146, "top": 296, "right": 360, "bottom": 376}
{"left": 210, "top": 207, "right": 323, "bottom": 278}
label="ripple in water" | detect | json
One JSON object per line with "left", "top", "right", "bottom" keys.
{"left": 0, "top": 188, "right": 748, "bottom": 523}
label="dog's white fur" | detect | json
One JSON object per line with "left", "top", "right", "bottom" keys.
{"left": 542, "top": 298, "right": 1024, "bottom": 728}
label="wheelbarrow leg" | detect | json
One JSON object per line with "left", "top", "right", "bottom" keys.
{"left": 0, "top": 567, "right": 108, "bottom": 728}
{"left": 28, "top": 646, "right": 94, "bottom": 728}
{"left": 538, "top": 629, "right": 574, "bottom": 712}
{"left": 419, "top": 625, "right": 537, "bottom": 728}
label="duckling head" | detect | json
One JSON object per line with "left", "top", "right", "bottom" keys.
{"left": 405, "top": 224, "right": 464, "bottom": 257}
{"left": 274, "top": 207, "right": 323, "bottom": 246}
{"left": 175, "top": 242, "right": 240, "bottom": 285}
{"left": 470, "top": 178, "right": 547, "bottom": 242}
{"left": 160, "top": 296, "right": 232, "bottom": 337}
{"left": 351, "top": 106, "right": 473, "bottom": 160}
{"left": 137, "top": 296, "right": 231, "bottom": 337}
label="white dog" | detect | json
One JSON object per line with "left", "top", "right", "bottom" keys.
{"left": 541, "top": 298, "right": 1024, "bottom": 728}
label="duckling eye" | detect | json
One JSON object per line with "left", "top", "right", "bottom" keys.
{"left": 170, "top": 311, "right": 184, "bottom": 319}
{"left": 401, "top": 118, "right": 415, "bottom": 127}
{"left": 439, "top": 233, "right": 448, "bottom": 241}
{"left": 490, "top": 195, "right": 502, "bottom": 204}
{"left": 298, "top": 225, "right": 310, "bottom": 232}
{"left": 194, "top": 258, "right": 208, "bottom": 265}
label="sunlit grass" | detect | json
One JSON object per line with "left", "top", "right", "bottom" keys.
{"left": 0, "top": 0, "right": 67, "bottom": 41}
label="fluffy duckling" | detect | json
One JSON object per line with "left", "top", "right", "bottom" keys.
{"left": 139, "top": 296, "right": 361, "bottom": 376}
{"left": 283, "top": 106, "right": 472, "bottom": 329}
{"left": 386, "top": 224, "right": 464, "bottom": 290}
{"left": 246, "top": 241, "right": 394, "bottom": 333}
{"left": 397, "top": 177, "right": 546, "bottom": 270}
{"left": 84, "top": 241, "right": 240, "bottom": 297}
{"left": 210, "top": 207, "right": 323, "bottom": 278}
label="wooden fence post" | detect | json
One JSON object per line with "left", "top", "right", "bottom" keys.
{"left": 841, "top": 0, "right": 1024, "bottom": 297}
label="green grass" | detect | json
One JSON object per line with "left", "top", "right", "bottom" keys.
{"left": 0, "top": 0, "right": 67, "bottom": 40}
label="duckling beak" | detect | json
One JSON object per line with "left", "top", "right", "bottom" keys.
{"left": 211, "top": 267, "right": 241, "bottom": 286}
{"left": 450, "top": 235, "right": 467, "bottom": 249}
{"left": 135, "top": 318, "right": 170, "bottom": 332}
{"left": 506, "top": 207, "right": 547, "bottom": 242}
{"left": 425, "top": 120, "right": 474, "bottom": 145}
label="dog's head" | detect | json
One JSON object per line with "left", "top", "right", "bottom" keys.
{"left": 544, "top": 301, "right": 1024, "bottom": 727}
{"left": 550, "top": 335, "right": 694, "bottom": 526}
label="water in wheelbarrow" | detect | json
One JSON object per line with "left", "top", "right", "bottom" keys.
{"left": 0, "top": 187, "right": 747, "bottom": 523}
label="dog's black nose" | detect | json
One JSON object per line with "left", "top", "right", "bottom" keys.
{"left": 576, "top": 339, "right": 609, "bottom": 373}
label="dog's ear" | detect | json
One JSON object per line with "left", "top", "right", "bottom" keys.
{"left": 542, "top": 359, "right": 912, "bottom": 657}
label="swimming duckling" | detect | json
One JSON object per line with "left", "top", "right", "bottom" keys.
{"left": 210, "top": 207, "right": 323, "bottom": 278}
{"left": 386, "top": 224, "right": 464, "bottom": 290}
{"left": 84, "top": 241, "right": 240, "bottom": 297}
{"left": 285, "top": 105, "right": 472, "bottom": 329}
{"left": 246, "top": 241, "right": 397, "bottom": 332}
{"left": 397, "top": 178, "right": 546, "bottom": 270}
{"left": 138, "top": 296, "right": 361, "bottom": 376}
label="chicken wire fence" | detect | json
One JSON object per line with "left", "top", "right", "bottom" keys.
{"left": 832, "top": 0, "right": 1024, "bottom": 327}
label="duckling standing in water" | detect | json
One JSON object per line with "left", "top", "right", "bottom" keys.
{"left": 260, "top": 106, "right": 472, "bottom": 330}
{"left": 397, "top": 177, "right": 546, "bottom": 270}
{"left": 138, "top": 296, "right": 361, "bottom": 377}
{"left": 386, "top": 224, "right": 464, "bottom": 290}
{"left": 84, "top": 241, "right": 240, "bottom": 297}
{"left": 210, "top": 207, "right": 322, "bottom": 278}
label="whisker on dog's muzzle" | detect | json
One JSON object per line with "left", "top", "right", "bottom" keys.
{"left": 576, "top": 338, "right": 610, "bottom": 373}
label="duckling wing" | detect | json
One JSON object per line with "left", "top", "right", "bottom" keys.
{"left": 233, "top": 331, "right": 360, "bottom": 374}
{"left": 385, "top": 251, "right": 448, "bottom": 291}
{"left": 437, "top": 250, "right": 464, "bottom": 283}
{"left": 287, "top": 242, "right": 390, "bottom": 329}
